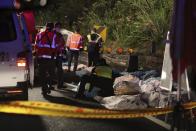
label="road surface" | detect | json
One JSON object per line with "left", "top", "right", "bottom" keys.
{"left": 0, "top": 87, "right": 171, "bottom": 131}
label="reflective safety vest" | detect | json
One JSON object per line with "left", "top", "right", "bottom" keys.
{"left": 35, "top": 30, "right": 58, "bottom": 59}
{"left": 87, "top": 33, "right": 102, "bottom": 43}
{"left": 87, "top": 33, "right": 102, "bottom": 52}
{"left": 67, "top": 33, "right": 83, "bottom": 51}
{"left": 93, "top": 66, "right": 112, "bottom": 79}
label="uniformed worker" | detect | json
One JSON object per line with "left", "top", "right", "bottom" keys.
{"left": 66, "top": 25, "right": 83, "bottom": 72}
{"left": 35, "top": 22, "right": 58, "bottom": 95}
{"left": 54, "top": 22, "right": 65, "bottom": 89}
{"left": 87, "top": 28, "right": 103, "bottom": 67}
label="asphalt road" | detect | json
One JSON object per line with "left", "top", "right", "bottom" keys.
{"left": 0, "top": 87, "right": 170, "bottom": 131}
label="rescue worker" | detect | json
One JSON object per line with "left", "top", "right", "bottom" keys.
{"left": 66, "top": 25, "right": 83, "bottom": 72}
{"left": 35, "top": 22, "right": 57, "bottom": 95}
{"left": 54, "top": 22, "right": 65, "bottom": 88}
{"left": 75, "top": 58, "right": 114, "bottom": 98}
{"left": 87, "top": 28, "right": 103, "bottom": 67}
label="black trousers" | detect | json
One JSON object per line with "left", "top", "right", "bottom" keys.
{"left": 56, "top": 56, "right": 64, "bottom": 88}
{"left": 37, "top": 58, "right": 56, "bottom": 92}
{"left": 77, "top": 74, "right": 114, "bottom": 97}
{"left": 68, "top": 50, "right": 79, "bottom": 71}
{"left": 88, "top": 51, "right": 99, "bottom": 67}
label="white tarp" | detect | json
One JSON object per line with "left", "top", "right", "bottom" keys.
{"left": 94, "top": 95, "right": 147, "bottom": 110}
{"left": 94, "top": 76, "right": 169, "bottom": 110}
{"left": 113, "top": 75, "right": 141, "bottom": 95}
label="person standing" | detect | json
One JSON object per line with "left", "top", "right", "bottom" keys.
{"left": 54, "top": 22, "right": 65, "bottom": 89}
{"left": 87, "top": 28, "right": 103, "bottom": 67}
{"left": 35, "top": 22, "right": 57, "bottom": 95}
{"left": 66, "top": 25, "right": 83, "bottom": 72}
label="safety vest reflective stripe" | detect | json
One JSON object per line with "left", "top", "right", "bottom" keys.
{"left": 36, "top": 43, "right": 53, "bottom": 48}
{"left": 94, "top": 66, "right": 112, "bottom": 79}
{"left": 69, "top": 48, "right": 81, "bottom": 51}
{"left": 51, "top": 34, "right": 56, "bottom": 48}
{"left": 37, "top": 34, "right": 57, "bottom": 49}
{"left": 71, "top": 37, "right": 80, "bottom": 44}
{"left": 35, "top": 32, "right": 59, "bottom": 57}
{"left": 87, "top": 34, "right": 101, "bottom": 43}
{"left": 68, "top": 33, "right": 83, "bottom": 50}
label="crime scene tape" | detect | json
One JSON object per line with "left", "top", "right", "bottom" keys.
{"left": 0, "top": 101, "right": 196, "bottom": 119}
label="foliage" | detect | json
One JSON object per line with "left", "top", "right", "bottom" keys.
{"left": 35, "top": 0, "right": 94, "bottom": 29}
{"left": 83, "top": 0, "right": 173, "bottom": 50}
{"left": 35, "top": 0, "right": 173, "bottom": 53}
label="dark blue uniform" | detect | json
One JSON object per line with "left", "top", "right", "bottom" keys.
{"left": 87, "top": 33, "right": 102, "bottom": 67}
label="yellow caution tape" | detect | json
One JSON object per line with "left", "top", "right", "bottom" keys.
{"left": 0, "top": 101, "right": 195, "bottom": 119}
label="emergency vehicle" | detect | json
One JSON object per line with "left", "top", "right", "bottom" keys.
{"left": 0, "top": 0, "right": 35, "bottom": 100}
